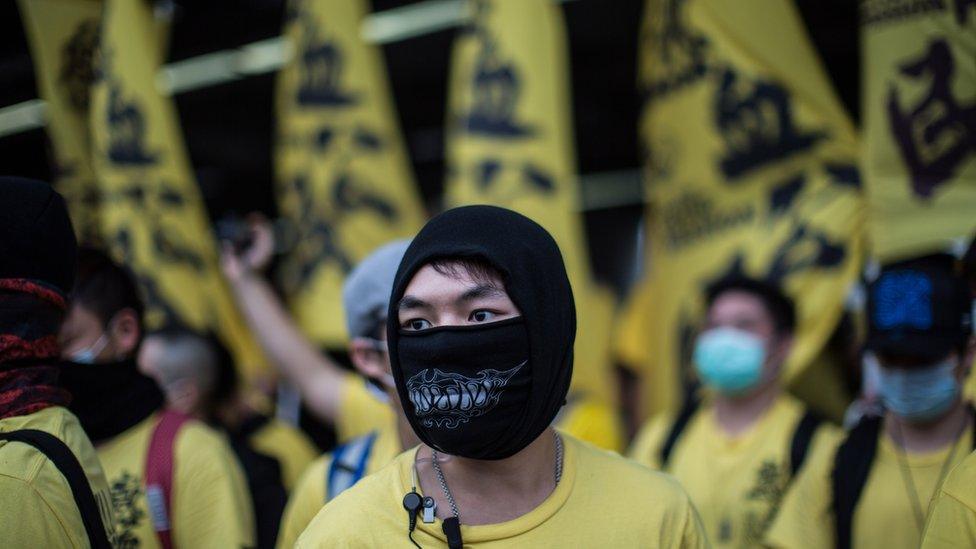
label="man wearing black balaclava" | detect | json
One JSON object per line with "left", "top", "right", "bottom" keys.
{"left": 296, "top": 206, "right": 706, "bottom": 548}
{"left": 0, "top": 177, "right": 115, "bottom": 548}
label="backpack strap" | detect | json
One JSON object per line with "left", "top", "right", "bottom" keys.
{"left": 971, "top": 405, "right": 976, "bottom": 450}
{"left": 788, "top": 409, "right": 824, "bottom": 477}
{"left": 831, "top": 414, "right": 883, "bottom": 549}
{"left": 659, "top": 394, "right": 701, "bottom": 470}
{"left": 326, "top": 431, "right": 378, "bottom": 501}
{"left": 0, "top": 429, "right": 113, "bottom": 549}
{"left": 144, "top": 409, "right": 191, "bottom": 549}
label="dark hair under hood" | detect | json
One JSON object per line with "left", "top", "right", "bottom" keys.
{"left": 387, "top": 205, "right": 576, "bottom": 458}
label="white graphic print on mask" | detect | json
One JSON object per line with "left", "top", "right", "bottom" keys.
{"left": 406, "top": 361, "right": 526, "bottom": 429}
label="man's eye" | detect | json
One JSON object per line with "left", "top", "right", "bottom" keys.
{"left": 470, "top": 310, "right": 495, "bottom": 322}
{"left": 404, "top": 319, "right": 432, "bottom": 331}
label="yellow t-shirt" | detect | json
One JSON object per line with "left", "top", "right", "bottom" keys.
{"left": 0, "top": 406, "right": 116, "bottom": 548}
{"left": 555, "top": 393, "right": 625, "bottom": 453}
{"left": 277, "top": 422, "right": 401, "bottom": 549}
{"left": 336, "top": 375, "right": 394, "bottom": 443}
{"left": 248, "top": 416, "right": 318, "bottom": 492}
{"left": 296, "top": 434, "right": 708, "bottom": 548}
{"left": 921, "top": 450, "right": 976, "bottom": 548}
{"left": 629, "top": 395, "right": 841, "bottom": 548}
{"left": 766, "top": 422, "right": 974, "bottom": 549}
{"left": 96, "top": 411, "right": 255, "bottom": 548}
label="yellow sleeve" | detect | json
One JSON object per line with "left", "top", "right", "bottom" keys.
{"left": 627, "top": 413, "right": 673, "bottom": 469}
{"left": 335, "top": 376, "right": 394, "bottom": 443}
{"left": 0, "top": 475, "right": 77, "bottom": 548}
{"left": 921, "top": 453, "right": 976, "bottom": 549}
{"left": 764, "top": 428, "right": 840, "bottom": 549}
{"left": 249, "top": 418, "right": 319, "bottom": 492}
{"left": 556, "top": 397, "right": 625, "bottom": 453}
{"left": 679, "top": 492, "right": 710, "bottom": 549}
{"left": 921, "top": 492, "right": 976, "bottom": 549}
{"left": 172, "top": 423, "right": 256, "bottom": 548}
{"left": 277, "top": 456, "right": 330, "bottom": 549}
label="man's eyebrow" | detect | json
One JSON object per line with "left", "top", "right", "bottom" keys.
{"left": 457, "top": 284, "right": 505, "bottom": 303}
{"left": 398, "top": 295, "right": 430, "bottom": 311}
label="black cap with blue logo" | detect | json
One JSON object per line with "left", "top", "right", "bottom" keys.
{"left": 867, "top": 254, "right": 973, "bottom": 363}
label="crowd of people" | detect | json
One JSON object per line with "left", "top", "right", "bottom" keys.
{"left": 2, "top": 175, "right": 975, "bottom": 548}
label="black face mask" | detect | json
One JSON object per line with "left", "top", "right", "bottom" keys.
{"left": 57, "top": 357, "right": 164, "bottom": 443}
{"left": 388, "top": 206, "right": 576, "bottom": 461}
{"left": 398, "top": 317, "right": 531, "bottom": 459}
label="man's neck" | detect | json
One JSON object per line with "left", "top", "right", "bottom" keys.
{"left": 886, "top": 400, "right": 971, "bottom": 454}
{"left": 416, "top": 428, "right": 558, "bottom": 525}
{"left": 712, "top": 381, "right": 781, "bottom": 437}
{"left": 395, "top": 412, "right": 420, "bottom": 451}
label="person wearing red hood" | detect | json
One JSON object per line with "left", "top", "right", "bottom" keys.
{"left": 0, "top": 176, "right": 116, "bottom": 547}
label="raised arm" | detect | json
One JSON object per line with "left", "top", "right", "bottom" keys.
{"left": 220, "top": 216, "right": 348, "bottom": 424}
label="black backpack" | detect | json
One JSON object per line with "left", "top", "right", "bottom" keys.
{"left": 830, "top": 409, "right": 976, "bottom": 549}
{"left": 0, "top": 429, "right": 113, "bottom": 548}
{"left": 659, "top": 395, "right": 824, "bottom": 477}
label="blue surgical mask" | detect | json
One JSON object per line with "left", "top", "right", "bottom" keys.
{"left": 878, "top": 356, "right": 960, "bottom": 423}
{"left": 68, "top": 333, "right": 109, "bottom": 365}
{"left": 693, "top": 327, "right": 766, "bottom": 395}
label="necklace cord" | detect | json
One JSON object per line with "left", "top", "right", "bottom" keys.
{"left": 430, "top": 431, "right": 564, "bottom": 527}
{"left": 892, "top": 414, "right": 970, "bottom": 531}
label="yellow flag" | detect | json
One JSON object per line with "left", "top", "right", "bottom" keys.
{"left": 861, "top": 2, "right": 976, "bottom": 262}
{"left": 445, "top": 0, "right": 614, "bottom": 403}
{"left": 89, "top": 0, "right": 265, "bottom": 380}
{"left": 19, "top": 0, "right": 103, "bottom": 246}
{"left": 275, "top": 0, "right": 426, "bottom": 348}
{"left": 616, "top": 0, "right": 865, "bottom": 417}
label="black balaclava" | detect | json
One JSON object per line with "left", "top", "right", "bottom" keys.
{"left": 387, "top": 205, "right": 576, "bottom": 460}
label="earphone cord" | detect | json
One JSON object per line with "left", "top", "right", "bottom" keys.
{"left": 407, "top": 458, "right": 423, "bottom": 549}
{"left": 408, "top": 529, "right": 422, "bottom": 549}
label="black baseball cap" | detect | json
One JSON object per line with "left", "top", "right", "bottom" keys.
{"left": 867, "top": 254, "right": 973, "bottom": 363}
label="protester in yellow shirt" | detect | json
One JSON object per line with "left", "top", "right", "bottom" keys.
{"left": 766, "top": 254, "right": 976, "bottom": 549}
{"left": 298, "top": 206, "right": 707, "bottom": 547}
{"left": 0, "top": 178, "right": 116, "bottom": 548}
{"left": 58, "top": 248, "right": 255, "bottom": 548}
{"left": 630, "top": 277, "right": 840, "bottom": 547}
{"left": 140, "top": 326, "right": 316, "bottom": 548}
{"left": 268, "top": 239, "right": 423, "bottom": 549}
{"left": 920, "top": 449, "right": 976, "bottom": 548}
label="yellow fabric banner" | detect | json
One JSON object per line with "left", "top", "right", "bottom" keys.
{"left": 89, "top": 0, "right": 265, "bottom": 380}
{"left": 444, "top": 0, "right": 614, "bottom": 403}
{"left": 616, "top": 0, "right": 865, "bottom": 417}
{"left": 861, "top": 0, "right": 976, "bottom": 262}
{"left": 275, "top": 0, "right": 426, "bottom": 348}
{"left": 19, "top": 0, "right": 103, "bottom": 246}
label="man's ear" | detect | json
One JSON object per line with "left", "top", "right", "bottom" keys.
{"left": 109, "top": 308, "right": 141, "bottom": 358}
{"left": 166, "top": 379, "right": 200, "bottom": 417}
{"left": 349, "top": 337, "right": 389, "bottom": 380}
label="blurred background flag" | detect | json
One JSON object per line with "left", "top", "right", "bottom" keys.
{"left": 616, "top": 0, "right": 865, "bottom": 420}
{"left": 19, "top": 0, "right": 172, "bottom": 248}
{"left": 861, "top": 1, "right": 976, "bottom": 263}
{"left": 88, "top": 0, "right": 265, "bottom": 381}
{"left": 444, "top": 0, "right": 618, "bottom": 410}
{"left": 274, "top": 0, "right": 427, "bottom": 349}
{"left": 19, "top": 0, "right": 104, "bottom": 247}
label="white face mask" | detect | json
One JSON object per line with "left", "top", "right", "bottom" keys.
{"left": 68, "top": 333, "right": 109, "bottom": 365}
